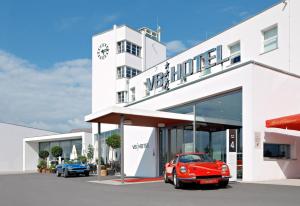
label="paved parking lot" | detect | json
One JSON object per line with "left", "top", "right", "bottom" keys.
{"left": 0, "top": 173, "right": 300, "bottom": 206}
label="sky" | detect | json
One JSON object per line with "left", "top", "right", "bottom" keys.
{"left": 0, "top": 0, "right": 279, "bottom": 132}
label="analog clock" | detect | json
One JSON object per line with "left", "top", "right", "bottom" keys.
{"left": 97, "top": 43, "right": 109, "bottom": 60}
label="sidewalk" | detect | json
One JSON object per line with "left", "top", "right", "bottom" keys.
{"left": 246, "top": 179, "right": 300, "bottom": 187}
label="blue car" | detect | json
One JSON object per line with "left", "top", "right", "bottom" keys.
{"left": 56, "top": 161, "right": 90, "bottom": 177}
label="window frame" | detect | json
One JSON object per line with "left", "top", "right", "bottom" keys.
{"left": 263, "top": 143, "right": 291, "bottom": 160}
{"left": 117, "top": 91, "right": 128, "bottom": 104}
{"left": 116, "top": 40, "right": 141, "bottom": 57}
{"left": 228, "top": 41, "right": 241, "bottom": 65}
{"left": 262, "top": 24, "right": 278, "bottom": 54}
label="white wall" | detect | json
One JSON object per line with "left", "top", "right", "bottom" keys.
{"left": 251, "top": 64, "right": 300, "bottom": 180}
{"left": 129, "top": 1, "right": 300, "bottom": 102}
{"left": 124, "top": 126, "right": 157, "bottom": 177}
{"left": 0, "top": 123, "right": 56, "bottom": 173}
{"left": 23, "top": 140, "right": 39, "bottom": 172}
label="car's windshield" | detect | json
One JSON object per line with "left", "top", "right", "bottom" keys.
{"left": 179, "top": 154, "right": 214, "bottom": 163}
{"left": 65, "top": 160, "right": 82, "bottom": 165}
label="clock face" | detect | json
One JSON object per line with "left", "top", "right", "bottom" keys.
{"left": 97, "top": 43, "right": 109, "bottom": 60}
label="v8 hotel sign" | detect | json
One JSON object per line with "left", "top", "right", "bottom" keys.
{"left": 146, "top": 45, "right": 230, "bottom": 91}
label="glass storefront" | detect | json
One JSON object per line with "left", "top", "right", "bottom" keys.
{"left": 97, "top": 129, "right": 120, "bottom": 164}
{"left": 39, "top": 139, "right": 82, "bottom": 161}
{"left": 159, "top": 90, "right": 242, "bottom": 178}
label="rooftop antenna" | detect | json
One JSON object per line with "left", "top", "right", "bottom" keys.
{"left": 156, "top": 16, "right": 161, "bottom": 42}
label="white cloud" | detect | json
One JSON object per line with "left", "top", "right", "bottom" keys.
{"left": 165, "top": 40, "right": 187, "bottom": 56}
{"left": 0, "top": 50, "right": 92, "bottom": 133}
{"left": 94, "top": 14, "right": 119, "bottom": 31}
{"left": 55, "top": 16, "right": 84, "bottom": 31}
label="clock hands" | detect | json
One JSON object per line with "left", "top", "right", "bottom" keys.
{"left": 101, "top": 48, "right": 109, "bottom": 55}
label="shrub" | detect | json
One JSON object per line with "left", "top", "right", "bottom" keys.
{"left": 39, "top": 150, "right": 49, "bottom": 160}
{"left": 37, "top": 159, "right": 47, "bottom": 169}
{"left": 106, "top": 134, "right": 120, "bottom": 149}
{"left": 51, "top": 146, "right": 63, "bottom": 158}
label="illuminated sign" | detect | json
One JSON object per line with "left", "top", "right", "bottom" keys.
{"left": 146, "top": 45, "right": 229, "bottom": 91}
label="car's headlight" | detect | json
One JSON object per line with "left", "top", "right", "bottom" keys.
{"left": 222, "top": 165, "right": 228, "bottom": 172}
{"left": 180, "top": 166, "right": 187, "bottom": 173}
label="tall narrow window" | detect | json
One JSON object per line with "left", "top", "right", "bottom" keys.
{"left": 130, "top": 87, "right": 135, "bottom": 102}
{"left": 263, "top": 26, "right": 278, "bottom": 53}
{"left": 126, "top": 42, "right": 132, "bottom": 53}
{"left": 117, "top": 91, "right": 128, "bottom": 103}
{"left": 229, "top": 42, "right": 241, "bottom": 64}
{"left": 117, "top": 41, "right": 125, "bottom": 53}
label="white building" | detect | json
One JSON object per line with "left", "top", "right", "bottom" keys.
{"left": 86, "top": 0, "right": 300, "bottom": 182}
{"left": 0, "top": 122, "right": 57, "bottom": 173}
{"left": 23, "top": 132, "right": 93, "bottom": 171}
{"left": 0, "top": 122, "right": 93, "bottom": 173}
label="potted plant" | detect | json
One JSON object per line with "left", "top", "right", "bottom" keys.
{"left": 100, "top": 165, "right": 107, "bottom": 176}
{"left": 37, "top": 150, "right": 49, "bottom": 172}
{"left": 37, "top": 159, "right": 47, "bottom": 173}
{"left": 49, "top": 164, "right": 56, "bottom": 173}
{"left": 105, "top": 134, "right": 120, "bottom": 175}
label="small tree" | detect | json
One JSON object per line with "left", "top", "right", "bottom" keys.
{"left": 106, "top": 134, "right": 120, "bottom": 171}
{"left": 106, "top": 134, "right": 120, "bottom": 149}
{"left": 39, "top": 150, "right": 49, "bottom": 160}
{"left": 51, "top": 146, "right": 63, "bottom": 159}
{"left": 87, "top": 144, "right": 94, "bottom": 162}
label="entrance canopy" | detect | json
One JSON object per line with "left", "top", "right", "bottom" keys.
{"left": 266, "top": 114, "right": 300, "bottom": 131}
{"left": 85, "top": 106, "right": 194, "bottom": 127}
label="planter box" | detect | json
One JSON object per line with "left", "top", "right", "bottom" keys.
{"left": 100, "top": 169, "right": 107, "bottom": 176}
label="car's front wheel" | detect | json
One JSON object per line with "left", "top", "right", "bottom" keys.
{"left": 64, "top": 169, "right": 69, "bottom": 178}
{"left": 173, "top": 171, "right": 182, "bottom": 189}
{"left": 219, "top": 179, "right": 229, "bottom": 188}
{"left": 85, "top": 171, "right": 89, "bottom": 177}
{"left": 163, "top": 170, "right": 169, "bottom": 183}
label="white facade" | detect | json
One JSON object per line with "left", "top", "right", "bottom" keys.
{"left": 90, "top": 0, "right": 300, "bottom": 181}
{"left": 23, "top": 132, "right": 93, "bottom": 171}
{"left": 0, "top": 122, "right": 57, "bottom": 173}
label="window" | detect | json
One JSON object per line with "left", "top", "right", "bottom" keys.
{"left": 117, "top": 40, "right": 141, "bottom": 57}
{"left": 117, "top": 66, "right": 125, "bottom": 79}
{"left": 264, "top": 143, "right": 290, "bottom": 159}
{"left": 116, "top": 66, "right": 141, "bottom": 79}
{"left": 117, "top": 41, "right": 125, "bottom": 53}
{"left": 130, "top": 87, "right": 135, "bottom": 102}
{"left": 229, "top": 42, "right": 241, "bottom": 64}
{"left": 117, "top": 91, "right": 128, "bottom": 103}
{"left": 263, "top": 26, "right": 278, "bottom": 53}
{"left": 144, "top": 82, "right": 150, "bottom": 96}
{"left": 126, "top": 41, "right": 132, "bottom": 53}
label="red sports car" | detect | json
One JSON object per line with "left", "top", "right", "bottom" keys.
{"left": 163, "top": 152, "right": 231, "bottom": 189}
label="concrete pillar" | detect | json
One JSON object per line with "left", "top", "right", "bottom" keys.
{"left": 120, "top": 115, "right": 125, "bottom": 183}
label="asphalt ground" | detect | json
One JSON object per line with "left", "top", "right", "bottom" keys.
{"left": 0, "top": 173, "right": 300, "bottom": 206}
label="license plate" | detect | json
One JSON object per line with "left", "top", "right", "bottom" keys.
{"left": 200, "top": 178, "right": 219, "bottom": 184}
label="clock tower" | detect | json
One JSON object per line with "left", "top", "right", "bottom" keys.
{"left": 91, "top": 24, "right": 166, "bottom": 134}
